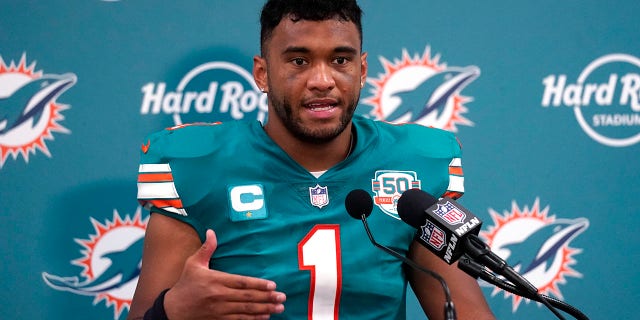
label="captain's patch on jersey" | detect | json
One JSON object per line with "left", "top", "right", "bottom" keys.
{"left": 228, "top": 184, "right": 268, "bottom": 221}
{"left": 371, "top": 170, "right": 421, "bottom": 219}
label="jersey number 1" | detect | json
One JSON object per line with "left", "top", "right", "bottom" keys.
{"left": 298, "top": 225, "right": 342, "bottom": 320}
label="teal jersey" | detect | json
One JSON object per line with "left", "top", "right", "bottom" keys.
{"left": 137, "top": 115, "right": 464, "bottom": 320}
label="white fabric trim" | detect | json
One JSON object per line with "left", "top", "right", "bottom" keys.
{"left": 448, "top": 175, "right": 465, "bottom": 193}
{"left": 137, "top": 182, "right": 179, "bottom": 199}
{"left": 139, "top": 163, "right": 171, "bottom": 173}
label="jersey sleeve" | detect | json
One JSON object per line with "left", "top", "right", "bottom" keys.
{"left": 136, "top": 123, "right": 222, "bottom": 237}
{"left": 435, "top": 129, "right": 464, "bottom": 200}
{"left": 443, "top": 145, "right": 464, "bottom": 200}
{"left": 405, "top": 123, "right": 465, "bottom": 200}
{"left": 137, "top": 129, "right": 188, "bottom": 216}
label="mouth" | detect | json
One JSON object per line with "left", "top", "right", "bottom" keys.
{"left": 304, "top": 98, "right": 340, "bottom": 114}
{"left": 307, "top": 104, "right": 336, "bottom": 112}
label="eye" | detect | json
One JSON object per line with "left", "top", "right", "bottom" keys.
{"left": 334, "top": 57, "right": 348, "bottom": 65}
{"left": 291, "top": 58, "right": 307, "bottom": 66}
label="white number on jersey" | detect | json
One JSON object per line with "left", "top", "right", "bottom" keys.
{"left": 298, "top": 225, "right": 342, "bottom": 319}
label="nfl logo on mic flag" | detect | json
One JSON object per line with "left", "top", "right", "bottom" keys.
{"left": 434, "top": 201, "right": 466, "bottom": 225}
{"left": 420, "top": 221, "right": 446, "bottom": 251}
{"left": 426, "top": 197, "right": 483, "bottom": 264}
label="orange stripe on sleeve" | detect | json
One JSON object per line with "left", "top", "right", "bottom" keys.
{"left": 443, "top": 191, "right": 464, "bottom": 200}
{"left": 138, "top": 172, "right": 174, "bottom": 183}
{"left": 149, "top": 198, "right": 184, "bottom": 209}
{"left": 449, "top": 166, "right": 463, "bottom": 176}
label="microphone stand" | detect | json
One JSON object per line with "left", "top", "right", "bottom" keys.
{"left": 360, "top": 214, "right": 457, "bottom": 320}
{"left": 458, "top": 254, "right": 589, "bottom": 320}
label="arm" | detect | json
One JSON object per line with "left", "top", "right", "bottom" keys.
{"left": 127, "top": 213, "right": 286, "bottom": 320}
{"left": 408, "top": 241, "right": 495, "bottom": 320}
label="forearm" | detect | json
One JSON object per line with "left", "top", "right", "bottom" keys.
{"left": 408, "top": 242, "right": 496, "bottom": 320}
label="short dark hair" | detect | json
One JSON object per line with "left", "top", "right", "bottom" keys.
{"left": 259, "top": 0, "right": 363, "bottom": 56}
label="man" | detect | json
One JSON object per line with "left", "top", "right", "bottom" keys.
{"left": 128, "top": 0, "right": 496, "bottom": 319}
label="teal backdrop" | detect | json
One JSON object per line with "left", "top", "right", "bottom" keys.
{"left": 1, "top": 1, "right": 638, "bottom": 319}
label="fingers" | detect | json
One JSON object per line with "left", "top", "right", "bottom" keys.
{"left": 171, "top": 228, "right": 287, "bottom": 318}
{"left": 209, "top": 299, "right": 285, "bottom": 316}
{"left": 191, "top": 229, "right": 218, "bottom": 267}
{"left": 221, "top": 272, "right": 278, "bottom": 291}
{"left": 200, "top": 270, "right": 287, "bottom": 316}
{"left": 170, "top": 280, "right": 286, "bottom": 317}
{"left": 224, "top": 285, "right": 286, "bottom": 304}
{"left": 191, "top": 230, "right": 280, "bottom": 292}
{"left": 208, "top": 272, "right": 287, "bottom": 303}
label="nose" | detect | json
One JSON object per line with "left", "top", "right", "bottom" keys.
{"left": 307, "top": 62, "right": 336, "bottom": 91}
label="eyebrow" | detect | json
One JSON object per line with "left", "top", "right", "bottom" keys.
{"left": 282, "top": 45, "right": 359, "bottom": 55}
{"left": 282, "top": 46, "right": 310, "bottom": 55}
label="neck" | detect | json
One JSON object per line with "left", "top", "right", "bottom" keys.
{"left": 263, "top": 123, "right": 354, "bottom": 172}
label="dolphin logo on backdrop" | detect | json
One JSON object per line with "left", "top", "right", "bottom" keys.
{"left": 363, "top": 46, "right": 479, "bottom": 132}
{"left": 0, "top": 74, "right": 75, "bottom": 134}
{"left": 42, "top": 208, "right": 148, "bottom": 320}
{"left": 43, "top": 238, "right": 143, "bottom": 293}
{"left": 479, "top": 198, "right": 589, "bottom": 313}
{"left": 0, "top": 54, "right": 76, "bottom": 168}
{"left": 503, "top": 218, "right": 589, "bottom": 275}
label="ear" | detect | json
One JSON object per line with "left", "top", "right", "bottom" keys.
{"left": 360, "top": 52, "right": 368, "bottom": 89}
{"left": 253, "top": 55, "right": 268, "bottom": 92}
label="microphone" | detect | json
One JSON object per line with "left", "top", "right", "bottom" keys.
{"left": 397, "top": 189, "right": 482, "bottom": 265}
{"left": 397, "top": 189, "right": 538, "bottom": 290}
{"left": 345, "top": 188, "right": 374, "bottom": 220}
{"left": 397, "top": 189, "right": 583, "bottom": 320}
{"left": 345, "top": 189, "right": 457, "bottom": 320}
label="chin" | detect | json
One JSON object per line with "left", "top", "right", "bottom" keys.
{"left": 297, "top": 124, "right": 346, "bottom": 144}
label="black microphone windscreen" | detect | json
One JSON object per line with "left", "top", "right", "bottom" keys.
{"left": 397, "top": 188, "right": 438, "bottom": 229}
{"left": 345, "top": 189, "right": 374, "bottom": 219}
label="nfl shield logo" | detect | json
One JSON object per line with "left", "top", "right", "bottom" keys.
{"left": 434, "top": 201, "right": 466, "bottom": 225}
{"left": 309, "top": 184, "right": 329, "bottom": 209}
{"left": 420, "top": 221, "right": 446, "bottom": 251}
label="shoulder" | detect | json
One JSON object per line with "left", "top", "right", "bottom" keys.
{"left": 354, "top": 116, "right": 461, "bottom": 157}
{"left": 139, "top": 121, "right": 254, "bottom": 162}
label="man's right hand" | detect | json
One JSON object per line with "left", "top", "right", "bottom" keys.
{"left": 127, "top": 213, "right": 286, "bottom": 320}
{"left": 163, "top": 229, "right": 286, "bottom": 319}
